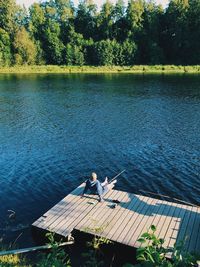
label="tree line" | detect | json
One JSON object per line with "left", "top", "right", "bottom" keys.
{"left": 0, "top": 0, "right": 199, "bottom": 66}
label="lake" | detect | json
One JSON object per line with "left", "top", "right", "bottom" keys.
{"left": 0, "top": 73, "right": 200, "bottom": 246}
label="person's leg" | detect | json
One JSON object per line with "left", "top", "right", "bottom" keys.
{"left": 107, "top": 179, "right": 117, "bottom": 191}
{"left": 102, "top": 179, "right": 117, "bottom": 195}
{"left": 101, "top": 177, "right": 108, "bottom": 187}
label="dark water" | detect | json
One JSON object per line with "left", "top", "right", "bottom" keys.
{"left": 0, "top": 74, "right": 200, "bottom": 246}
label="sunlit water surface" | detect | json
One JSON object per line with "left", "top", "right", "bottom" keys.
{"left": 0, "top": 74, "right": 200, "bottom": 246}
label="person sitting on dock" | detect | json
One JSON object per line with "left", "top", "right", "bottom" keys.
{"left": 81, "top": 172, "right": 117, "bottom": 202}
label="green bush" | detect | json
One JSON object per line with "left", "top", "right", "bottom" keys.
{"left": 124, "top": 225, "right": 199, "bottom": 267}
{"left": 13, "top": 27, "right": 37, "bottom": 65}
{"left": 65, "top": 44, "right": 85, "bottom": 66}
{"left": 36, "top": 232, "right": 71, "bottom": 267}
{"left": 94, "top": 39, "right": 115, "bottom": 66}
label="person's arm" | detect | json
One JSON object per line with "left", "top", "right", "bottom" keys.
{"left": 81, "top": 180, "right": 89, "bottom": 197}
{"left": 96, "top": 181, "right": 103, "bottom": 202}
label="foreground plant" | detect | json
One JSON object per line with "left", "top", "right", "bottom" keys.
{"left": 171, "top": 241, "right": 199, "bottom": 267}
{"left": 36, "top": 232, "right": 71, "bottom": 267}
{"left": 124, "top": 225, "right": 199, "bottom": 267}
{"left": 136, "top": 225, "right": 167, "bottom": 266}
{"left": 82, "top": 224, "right": 113, "bottom": 267}
{"left": 0, "top": 254, "right": 31, "bottom": 267}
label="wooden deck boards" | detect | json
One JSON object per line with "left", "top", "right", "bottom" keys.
{"left": 32, "top": 184, "right": 200, "bottom": 255}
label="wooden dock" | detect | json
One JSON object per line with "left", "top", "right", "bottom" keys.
{"left": 32, "top": 183, "right": 200, "bottom": 254}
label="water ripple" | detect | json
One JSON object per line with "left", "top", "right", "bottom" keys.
{"left": 0, "top": 74, "right": 200, "bottom": 246}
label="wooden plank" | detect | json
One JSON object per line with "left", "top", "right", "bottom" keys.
{"left": 126, "top": 197, "right": 155, "bottom": 246}
{"left": 77, "top": 190, "right": 128, "bottom": 235}
{"left": 95, "top": 191, "right": 132, "bottom": 239}
{"left": 35, "top": 188, "right": 86, "bottom": 231}
{"left": 142, "top": 200, "right": 176, "bottom": 249}
{"left": 111, "top": 195, "right": 148, "bottom": 243}
{"left": 37, "top": 184, "right": 114, "bottom": 234}
{"left": 133, "top": 198, "right": 163, "bottom": 248}
{"left": 184, "top": 206, "right": 198, "bottom": 252}
{"left": 116, "top": 195, "right": 147, "bottom": 245}
{"left": 75, "top": 189, "right": 117, "bottom": 230}
{"left": 165, "top": 204, "right": 185, "bottom": 250}
{"left": 175, "top": 204, "right": 193, "bottom": 248}
{"left": 60, "top": 189, "right": 119, "bottom": 236}
{"left": 154, "top": 201, "right": 177, "bottom": 239}
{"left": 106, "top": 193, "right": 140, "bottom": 242}
{"left": 48, "top": 194, "right": 97, "bottom": 235}
{"left": 51, "top": 189, "right": 116, "bottom": 236}
{"left": 116, "top": 195, "right": 148, "bottom": 245}
{"left": 33, "top": 184, "right": 84, "bottom": 228}
{"left": 74, "top": 190, "right": 120, "bottom": 233}
{"left": 137, "top": 200, "right": 170, "bottom": 246}
{"left": 188, "top": 208, "right": 200, "bottom": 253}
{"left": 158, "top": 202, "right": 179, "bottom": 247}
{"left": 33, "top": 190, "right": 82, "bottom": 228}
{"left": 60, "top": 189, "right": 118, "bottom": 236}
{"left": 195, "top": 212, "right": 200, "bottom": 252}
{"left": 84, "top": 190, "right": 122, "bottom": 231}
{"left": 38, "top": 194, "right": 83, "bottom": 229}
{"left": 148, "top": 199, "right": 172, "bottom": 229}
{"left": 34, "top": 183, "right": 84, "bottom": 224}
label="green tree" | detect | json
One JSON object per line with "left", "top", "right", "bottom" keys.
{"left": 65, "top": 44, "right": 85, "bottom": 65}
{"left": 29, "top": 3, "right": 46, "bottom": 33}
{"left": 126, "top": 0, "right": 145, "bottom": 37}
{"left": 94, "top": 39, "right": 115, "bottom": 65}
{"left": 114, "top": 0, "right": 126, "bottom": 20}
{"left": 65, "top": 27, "right": 86, "bottom": 65}
{"left": 112, "top": 0, "right": 128, "bottom": 41}
{"left": 54, "top": 0, "right": 74, "bottom": 23}
{"left": 35, "top": 40, "right": 46, "bottom": 65}
{"left": 98, "top": 39, "right": 137, "bottom": 65}
{"left": 163, "top": 0, "right": 189, "bottom": 64}
{"left": 0, "top": 28, "right": 12, "bottom": 66}
{"left": 29, "top": 3, "right": 46, "bottom": 64}
{"left": 0, "top": 0, "right": 18, "bottom": 33}
{"left": 43, "top": 0, "right": 57, "bottom": 20}
{"left": 138, "top": 1, "right": 164, "bottom": 63}
{"left": 29, "top": 3, "right": 46, "bottom": 38}
{"left": 75, "top": 0, "right": 97, "bottom": 39}
{"left": 43, "top": 20, "right": 64, "bottom": 64}
{"left": 98, "top": 1, "right": 115, "bottom": 40}
{"left": 186, "top": 0, "right": 200, "bottom": 64}
{"left": 29, "top": 1, "right": 65, "bottom": 64}
{"left": 13, "top": 27, "right": 37, "bottom": 65}
{"left": 121, "top": 39, "right": 138, "bottom": 65}
{"left": 54, "top": 0, "right": 75, "bottom": 45}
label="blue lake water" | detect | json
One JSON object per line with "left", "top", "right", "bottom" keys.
{"left": 0, "top": 73, "right": 200, "bottom": 246}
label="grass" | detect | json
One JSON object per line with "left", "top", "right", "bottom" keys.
{"left": 0, "top": 65, "right": 200, "bottom": 74}
{"left": 0, "top": 254, "right": 31, "bottom": 267}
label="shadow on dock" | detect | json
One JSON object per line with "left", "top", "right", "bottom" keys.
{"left": 32, "top": 185, "right": 200, "bottom": 257}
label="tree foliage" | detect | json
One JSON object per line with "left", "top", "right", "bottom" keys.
{"left": 13, "top": 27, "right": 37, "bottom": 65}
{"left": 0, "top": 0, "right": 199, "bottom": 66}
{"left": 0, "top": 0, "right": 18, "bottom": 33}
{"left": 0, "top": 28, "right": 12, "bottom": 66}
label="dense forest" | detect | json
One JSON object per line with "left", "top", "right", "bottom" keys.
{"left": 0, "top": 0, "right": 199, "bottom": 66}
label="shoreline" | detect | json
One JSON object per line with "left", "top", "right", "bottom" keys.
{"left": 0, "top": 65, "right": 200, "bottom": 74}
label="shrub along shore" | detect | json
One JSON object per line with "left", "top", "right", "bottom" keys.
{"left": 0, "top": 65, "right": 200, "bottom": 74}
